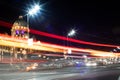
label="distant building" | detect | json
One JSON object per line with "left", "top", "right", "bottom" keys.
{"left": 11, "top": 16, "right": 29, "bottom": 38}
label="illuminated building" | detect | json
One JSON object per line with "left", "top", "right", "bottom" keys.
{"left": 11, "top": 16, "right": 29, "bottom": 38}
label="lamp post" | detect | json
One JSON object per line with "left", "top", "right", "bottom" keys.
{"left": 25, "top": 4, "right": 41, "bottom": 60}
{"left": 65, "top": 29, "right": 76, "bottom": 59}
{"left": 67, "top": 29, "right": 76, "bottom": 49}
{"left": 27, "top": 4, "right": 41, "bottom": 38}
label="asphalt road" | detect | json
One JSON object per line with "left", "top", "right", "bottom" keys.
{"left": 0, "top": 64, "right": 120, "bottom": 80}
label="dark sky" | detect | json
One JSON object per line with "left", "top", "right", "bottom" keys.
{"left": 0, "top": 0, "right": 120, "bottom": 51}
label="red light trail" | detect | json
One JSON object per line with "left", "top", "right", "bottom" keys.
{"left": 0, "top": 20, "right": 12, "bottom": 28}
{"left": 0, "top": 27, "right": 120, "bottom": 57}
{"left": 0, "top": 20, "right": 119, "bottom": 48}
{"left": 30, "top": 29, "right": 119, "bottom": 48}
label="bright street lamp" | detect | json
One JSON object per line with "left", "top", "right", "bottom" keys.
{"left": 65, "top": 29, "right": 76, "bottom": 59}
{"left": 26, "top": 4, "right": 41, "bottom": 60}
{"left": 28, "top": 5, "right": 41, "bottom": 16}
{"left": 68, "top": 29, "right": 76, "bottom": 37}
{"left": 67, "top": 29, "right": 76, "bottom": 47}
{"left": 27, "top": 4, "right": 41, "bottom": 38}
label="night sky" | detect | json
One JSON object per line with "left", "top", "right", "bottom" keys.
{"left": 0, "top": 0, "right": 120, "bottom": 51}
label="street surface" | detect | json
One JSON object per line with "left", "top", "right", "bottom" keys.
{"left": 0, "top": 64, "right": 120, "bottom": 80}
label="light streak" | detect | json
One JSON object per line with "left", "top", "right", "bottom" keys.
{"left": 0, "top": 34, "right": 119, "bottom": 53}
{"left": 0, "top": 20, "right": 119, "bottom": 48}
{"left": 0, "top": 20, "right": 12, "bottom": 28}
{"left": 30, "top": 29, "right": 120, "bottom": 48}
{"left": 1, "top": 34, "right": 120, "bottom": 57}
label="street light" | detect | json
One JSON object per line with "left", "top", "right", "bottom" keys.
{"left": 28, "top": 5, "right": 41, "bottom": 16}
{"left": 67, "top": 29, "right": 76, "bottom": 47}
{"left": 65, "top": 29, "right": 76, "bottom": 59}
{"left": 27, "top": 4, "right": 41, "bottom": 38}
{"left": 67, "top": 29, "right": 76, "bottom": 37}
{"left": 25, "top": 4, "right": 41, "bottom": 60}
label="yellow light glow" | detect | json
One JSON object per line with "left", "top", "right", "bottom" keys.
{"left": 0, "top": 33, "right": 120, "bottom": 57}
